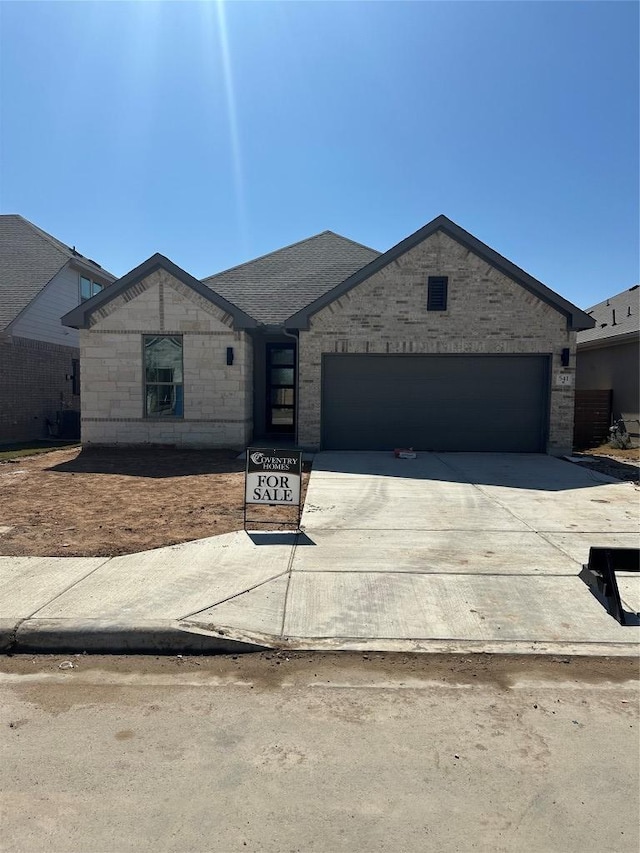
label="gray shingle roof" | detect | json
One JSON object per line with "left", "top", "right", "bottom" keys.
{"left": 0, "top": 214, "right": 113, "bottom": 331}
{"left": 577, "top": 285, "right": 640, "bottom": 345}
{"left": 202, "top": 231, "right": 380, "bottom": 324}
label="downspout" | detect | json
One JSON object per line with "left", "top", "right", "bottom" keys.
{"left": 282, "top": 328, "right": 300, "bottom": 446}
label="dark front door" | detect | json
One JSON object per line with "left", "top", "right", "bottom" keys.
{"left": 266, "top": 343, "right": 296, "bottom": 434}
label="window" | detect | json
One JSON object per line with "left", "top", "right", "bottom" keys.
{"left": 427, "top": 276, "right": 448, "bottom": 311}
{"left": 80, "top": 276, "right": 105, "bottom": 301}
{"left": 144, "top": 335, "right": 183, "bottom": 418}
{"left": 265, "top": 343, "right": 296, "bottom": 432}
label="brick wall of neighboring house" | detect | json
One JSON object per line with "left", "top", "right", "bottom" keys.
{"left": 0, "top": 335, "right": 79, "bottom": 443}
{"left": 298, "top": 230, "right": 576, "bottom": 454}
{"left": 79, "top": 269, "right": 252, "bottom": 448}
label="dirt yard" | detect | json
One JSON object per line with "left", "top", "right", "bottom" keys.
{"left": 575, "top": 443, "right": 640, "bottom": 484}
{"left": 0, "top": 448, "right": 309, "bottom": 558}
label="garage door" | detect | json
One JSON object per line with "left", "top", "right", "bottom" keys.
{"left": 321, "top": 354, "right": 549, "bottom": 452}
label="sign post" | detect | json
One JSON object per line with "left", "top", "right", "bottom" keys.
{"left": 244, "top": 448, "right": 303, "bottom": 531}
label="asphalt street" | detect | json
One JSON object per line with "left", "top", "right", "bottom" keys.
{"left": 1, "top": 653, "right": 638, "bottom": 853}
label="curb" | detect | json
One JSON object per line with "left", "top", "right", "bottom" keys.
{"left": 6, "top": 619, "right": 269, "bottom": 655}
{"left": 2, "top": 618, "right": 638, "bottom": 658}
{"left": 0, "top": 619, "right": 18, "bottom": 653}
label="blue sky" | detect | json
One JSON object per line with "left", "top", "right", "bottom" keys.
{"left": 1, "top": 1, "right": 638, "bottom": 308}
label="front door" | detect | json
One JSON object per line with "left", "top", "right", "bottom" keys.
{"left": 266, "top": 343, "right": 296, "bottom": 435}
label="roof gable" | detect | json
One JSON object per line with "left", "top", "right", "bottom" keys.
{"left": 62, "top": 253, "right": 258, "bottom": 329}
{"left": 0, "top": 214, "right": 114, "bottom": 331}
{"left": 283, "top": 215, "right": 595, "bottom": 332}
{"left": 202, "top": 231, "right": 380, "bottom": 325}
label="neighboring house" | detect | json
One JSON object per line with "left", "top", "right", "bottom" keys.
{"left": 0, "top": 215, "right": 115, "bottom": 443}
{"left": 575, "top": 285, "right": 640, "bottom": 446}
{"left": 62, "top": 214, "right": 594, "bottom": 455}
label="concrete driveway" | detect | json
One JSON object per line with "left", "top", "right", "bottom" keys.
{"left": 268, "top": 451, "right": 639, "bottom": 649}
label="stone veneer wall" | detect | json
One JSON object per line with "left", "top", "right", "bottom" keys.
{"left": 80, "top": 269, "right": 252, "bottom": 447}
{"left": 0, "top": 335, "right": 79, "bottom": 443}
{"left": 297, "top": 230, "right": 576, "bottom": 454}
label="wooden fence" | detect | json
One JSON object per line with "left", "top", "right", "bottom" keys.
{"left": 573, "top": 389, "right": 612, "bottom": 449}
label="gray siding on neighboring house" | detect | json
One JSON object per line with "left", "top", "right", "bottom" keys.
{"left": 576, "top": 340, "right": 640, "bottom": 438}
{"left": 0, "top": 335, "right": 79, "bottom": 443}
{"left": 576, "top": 285, "right": 639, "bottom": 443}
{"left": 297, "top": 230, "right": 576, "bottom": 454}
{"left": 7, "top": 263, "right": 108, "bottom": 348}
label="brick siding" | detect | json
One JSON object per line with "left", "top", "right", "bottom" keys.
{"left": 0, "top": 335, "right": 79, "bottom": 443}
{"left": 79, "top": 269, "right": 252, "bottom": 448}
{"left": 297, "top": 230, "right": 576, "bottom": 454}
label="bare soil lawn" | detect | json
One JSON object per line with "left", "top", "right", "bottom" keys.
{"left": 0, "top": 447, "right": 309, "bottom": 557}
{"left": 574, "top": 443, "right": 640, "bottom": 484}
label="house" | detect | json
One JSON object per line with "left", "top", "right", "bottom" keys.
{"left": 0, "top": 215, "right": 115, "bottom": 443}
{"left": 575, "top": 285, "right": 640, "bottom": 446}
{"left": 62, "top": 214, "right": 595, "bottom": 455}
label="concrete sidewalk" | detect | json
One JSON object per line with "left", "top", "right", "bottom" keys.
{"left": 1, "top": 452, "right": 639, "bottom": 655}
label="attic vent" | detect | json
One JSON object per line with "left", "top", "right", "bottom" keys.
{"left": 427, "top": 276, "right": 448, "bottom": 311}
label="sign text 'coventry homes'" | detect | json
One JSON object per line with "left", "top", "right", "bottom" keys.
{"left": 245, "top": 449, "right": 302, "bottom": 505}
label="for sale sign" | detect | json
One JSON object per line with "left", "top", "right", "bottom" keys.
{"left": 245, "top": 448, "right": 302, "bottom": 505}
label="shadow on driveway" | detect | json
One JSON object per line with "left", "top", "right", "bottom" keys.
{"left": 311, "top": 451, "right": 625, "bottom": 492}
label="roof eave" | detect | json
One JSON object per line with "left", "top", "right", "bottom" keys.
{"left": 67, "top": 256, "right": 117, "bottom": 284}
{"left": 577, "top": 329, "right": 640, "bottom": 350}
{"left": 568, "top": 314, "right": 597, "bottom": 332}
